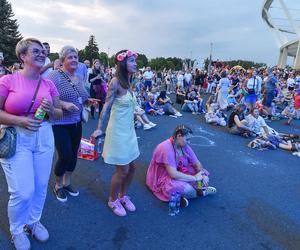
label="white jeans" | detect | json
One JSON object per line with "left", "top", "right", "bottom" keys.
{"left": 0, "top": 122, "right": 54, "bottom": 235}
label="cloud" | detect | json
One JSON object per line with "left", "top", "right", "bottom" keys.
{"left": 10, "top": 0, "right": 295, "bottom": 65}
{"left": 63, "top": 20, "right": 91, "bottom": 32}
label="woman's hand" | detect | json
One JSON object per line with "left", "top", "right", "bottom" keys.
{"left": 202, "top": 175, "right": 209, "bottom": 185}
{"left": 87, "top": 98, "right": 100, "bottom": 107}
{"left": 41, "top": 99, "right": 54, "bottom": 116}
{"left": 18, "top": 116, "right": 42, "bottom": 131}
{"left": 194, "top": 172, "right": 204, "bottom": 182}
{"left": 91, "top": 129, "right": 103, "bottom": 139}
{"left": 63, "top": 102, "right": 80, "bottom": 112}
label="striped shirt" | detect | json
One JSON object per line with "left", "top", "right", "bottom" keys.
{"left": 48, "top": 70, "right": 89, "bottom": 125}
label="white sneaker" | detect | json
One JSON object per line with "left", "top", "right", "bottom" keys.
{"left": 25, "top": 221, "right": 49, "bottom": 242}
{"left": 11, "top": 232, "right": 31, "bottom": 250}
{"left": 175, "top": 112, "right": 183, "bottom": 117}
{"left": 143, "top": 124, "right": 152, "bottom": 130}
{"left": 204, "top": 186, "right": 217, "bottom": 196}
{"left": 149, "top": 122, "right": 157, "bottom": 128}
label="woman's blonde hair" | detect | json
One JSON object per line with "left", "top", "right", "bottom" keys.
{"left": 15, "top": 38, "right": 43, "bottom": 63}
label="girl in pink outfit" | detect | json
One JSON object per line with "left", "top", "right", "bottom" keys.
{"left": 146, "top": 125, "right": 216, "bottom": 206}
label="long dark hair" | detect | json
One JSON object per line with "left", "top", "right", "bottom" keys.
{"left": 115, "top": 50, "right": 131, "bottom": 89}
{"left": 158, "top": 90, "right": 167, "bottom": 100}
{"left": 235, "top": 103, "right": 246, "bottom": 114}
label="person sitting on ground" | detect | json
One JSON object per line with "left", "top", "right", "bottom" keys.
{"left": 228, "top": 103, "right": 253, "bottom": 137}
{"left": 146, "top": 125, "right": 217, "bottom": 207}
{"left": 294, "top": 88, "right": 300, "bottom": 119}
{"left": 144, "top": 93, "right": 164, "bottom": 115}
{"left": 227, "top": 89, "right": 238, "bottom": 109}
{"left": 255, "top": 99, "right": 269, "bottom": 118}
{"left": 205, "top": 95, "right": 227, "bottom": 126}
{"left": 281, "top": 100, "right": 296, "bottom": 125}
{"left": 206, "top": 73, "right": 215, "bottom": 94}
{"left": 245, "top": 107, "right": 269, "bottom": 136}
{"left": 181, "top": 88, "right": 204, "bottom": 114}
{"left": 134, "top": 105, "right": 157, "bottom": 130}
{"left": 176, "top": 85, "right": 186, "bottom": 105}
{"left": 157, "top": 90, "right": 182, "bottom": 117}
{"left": 282, "top": 87, "right": 293, "bottom": 106}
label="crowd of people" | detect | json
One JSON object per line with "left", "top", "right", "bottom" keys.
{"left": 0, "top": 38, "right": 299, "bottom": 250}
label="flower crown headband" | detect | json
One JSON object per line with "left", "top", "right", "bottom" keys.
{"left": 116, "top": 50, "right": 138, "bottom": 62}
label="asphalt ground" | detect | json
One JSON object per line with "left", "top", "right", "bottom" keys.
{"left": 0, "top": 99, "right": 300, "bottom": 250}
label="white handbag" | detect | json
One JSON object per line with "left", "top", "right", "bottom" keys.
{"left": 81, "top": 105, "right": 90, "bottom": 123}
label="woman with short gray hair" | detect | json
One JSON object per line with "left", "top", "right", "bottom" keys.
{"left": 48, "top": 45, "right": 94, "bottom": 202}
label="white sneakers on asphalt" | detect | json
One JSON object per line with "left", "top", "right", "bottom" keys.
{"left": 12, "top": 221, "right": 49, "bottom": 250}
{"left": 11, "top": 232, "right": 31, "bottom": 250}
{"left": 204, "top": 186, "right": 217, "bottom": 196}
{"left": 143, "top": 122, "right": 157, "bottom": 130}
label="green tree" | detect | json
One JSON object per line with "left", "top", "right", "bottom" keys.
{"left": 223, "top": 60, "right": 267, "bottom": 69}
{"left": 99, "top": 52, "right": 108, "bottom": 66}
{"left": 148, "top": 57, "right": 183, "bottom": 71}
{"left": 0, "top": 0, "right": 22, "bottom": 65}
{"left": 84, "top": 35, "right": 100, "bottom": 63}
{"left": 136, "top": 53, "right": 148, "bottom": 69}
{"left": 78, "top": 49, "right": 86, "bottom": 62}
{"left": 49, "top": 52, "right": 59, "bottom": 62}
{"left": 109, "top": 55, "right": 116, "bottom": 67}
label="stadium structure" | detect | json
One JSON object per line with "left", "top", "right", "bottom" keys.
{"left": 262, "top": 0, "right": 300, "bottom": 69}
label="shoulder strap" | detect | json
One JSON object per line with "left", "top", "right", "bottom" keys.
{"left": 252, "top": 76, "right": 256, "bottom": 90}
{"left": 25, "top": 77, "right": 42, "bottom": 115}
{"left": 58, "top": 69, "right": 80, "bottom": 97}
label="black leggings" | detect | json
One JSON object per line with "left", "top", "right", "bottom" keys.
{"left": 52, "top": 122, "right": 82, "bottom": 177}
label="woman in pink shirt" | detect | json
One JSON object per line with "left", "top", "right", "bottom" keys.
{"left": 146, "top": 125, "right": 217, "bottom": 207}
{"left": 0, "top": 38, "right": 62, "bottom": 250}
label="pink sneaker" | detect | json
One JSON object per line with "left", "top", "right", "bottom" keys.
{"left": 108, "top": 199, "right": 127, "bottom": 216}
{"left": 119, "top": 196, "right": 136, "bottom": 212}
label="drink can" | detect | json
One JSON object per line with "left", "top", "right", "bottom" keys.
{"left": 34, "top": 106, "right": 46, "bottom": 120}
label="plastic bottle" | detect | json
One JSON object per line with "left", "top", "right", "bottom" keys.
{"left": 96, "top": 137, "right": 104, "bottom": 154}
{"left": 175, "top": 191, "right": 181, "bottom": 214}
{"left": 168, "top": 193, "right": 176, "bottom": 216}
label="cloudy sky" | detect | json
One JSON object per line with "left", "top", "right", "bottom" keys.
{"left": 9, "top": 0, "right": 300, "bottom": 65}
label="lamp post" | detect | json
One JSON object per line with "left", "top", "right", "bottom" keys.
{"left": 209, "top": 42, "right": 213, "bottom": 73}
{"left": 190, "top": 50, "right": 193, "bottom": 69}
{"left": 107, "top": 47, "right": 110, "bottom": 68}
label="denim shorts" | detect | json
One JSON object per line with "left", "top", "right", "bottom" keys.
{"left": 144, "top": 80, "right": 152, "bottom": 89}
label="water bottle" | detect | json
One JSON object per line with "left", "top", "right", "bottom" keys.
{"left": 175, "top": 191, "right": 181, "bottom": 214}
{"left": 96, "top": 136, "right": 104, "bottom": 154}
{"left": 168, "top": 193, "right": 176, "bottom": 216}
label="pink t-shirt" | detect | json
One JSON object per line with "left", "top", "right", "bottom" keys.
{"left": 0, "top": 72, "right": 59, "bottom": 116}
{"left": 146, "top": 138, "right": 199, "bottom": 201}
